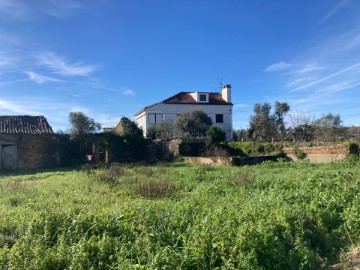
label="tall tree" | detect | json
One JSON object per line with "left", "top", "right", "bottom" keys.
{"left": 288, "top": 110, "right": 314, "bottom": 128}
{"left": 69, "top": 112, "right": 101, "bottom": 139}
{"left": 274, "top": 101, "right": 290, "bottom": 136}
{"left": 313, "top": 113, "right": 344, "bottom": 142}
{"left": 314, "top": 113, "right": 341, "bottom": 128}
{"left": 249, "top": 103, "right": 275, "bottom": 141}
{"left": 249, "top": 102, "right": 290, "bottom": 141}
{"left": 68, "top": 112, "right": 101, "bottom": 156}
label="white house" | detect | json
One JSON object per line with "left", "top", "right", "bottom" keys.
{"left": 135, "top": 84, "right": 233, "bottom": 141}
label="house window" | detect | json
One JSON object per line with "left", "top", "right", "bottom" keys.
{"left": 216, "top": 114, "right": 223, "bottom": 123}
{"left": 148, "top": 113, "right": 163, "bottom": 124}
{"left": 199, "top": 94, "right": 207, "bottom": 102}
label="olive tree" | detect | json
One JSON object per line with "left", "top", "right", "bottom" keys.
{"left": 314, "top": 113, "right": 344, "bottom": 142}
{"left": 248, "top": 102, "right": 290, "bottom": 141}
{"left": 68, "top": 111, "right": 101, "bottom": 155}
{"left": 174, "top": 110, "right": 212, "bottom": 137}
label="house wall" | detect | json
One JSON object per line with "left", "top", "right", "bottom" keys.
{"left": 135, "top": 112, "right": 147, "bottom": 135}
{"left": 136, "top": 104, "right": 233, "bottom": 141}
{"left": 0, "top": 134, "right": 59, "bottom": 170}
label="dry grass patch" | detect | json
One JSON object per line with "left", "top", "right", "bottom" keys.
{"left": 135, "top": 178, "right": 176, "bottom": 199}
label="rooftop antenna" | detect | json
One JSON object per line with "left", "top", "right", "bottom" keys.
{"left": 218, "top": 78, "right": 223, "bottom": 90}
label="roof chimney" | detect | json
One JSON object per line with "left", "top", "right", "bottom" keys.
{"left": 222, "top": 84, "right": 231, "bottom": 103}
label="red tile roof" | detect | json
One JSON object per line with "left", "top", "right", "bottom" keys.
{"left": 0, "top": 115, "right": 54, "bottom": 135}
{"left": 135, "top": 92, "right": 232, "bottom": 116}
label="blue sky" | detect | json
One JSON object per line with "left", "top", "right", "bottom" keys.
{"left": 1, "top": 0, "right": 360, "bottom": 131}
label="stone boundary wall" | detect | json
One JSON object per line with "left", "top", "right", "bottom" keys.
{"left": 183, "top": 156, "right": 233, "bottom": 166}
{"left": 283, "top": 145, "right": 349, "bottom": 163}
{"left": 183, "top": 155, "right": 281, "bottom": 166}
{"left": 0, "top": 134, "right": 59, "bottom": 169}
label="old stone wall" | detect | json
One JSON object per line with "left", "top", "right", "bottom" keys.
{"left": 147, "top": 138, "right": 183, "bottom": 161}
{"left": 183, "top": 156, "right": 233, "bottom": 166}
{"left": 283, "top": 145, "right": 350, "bottom": 163}
{"left": 183, "top": 155, "right": 283, "bottom": 166}
{"left": 0, "top": 134, "right": 59, "bottom": 169}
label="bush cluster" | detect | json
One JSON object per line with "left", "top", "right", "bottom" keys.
{"left": 227, "top": 141, "right": 285, "bottom": 156}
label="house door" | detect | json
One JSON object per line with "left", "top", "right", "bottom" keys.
{"left": 0, "top": 142, "right": 18, "bottom": 170}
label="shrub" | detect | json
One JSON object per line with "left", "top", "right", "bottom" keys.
{"left": 146, "top": 121, "right": 171, "bottom": 139}
{"left": 204, "top": 145, "right": 229, "bottom": 157}
{"left": 227, "top": 141, "right": 285, "bottom": 157}
{"left": 206, "top": 125, "right": 226, "bottom": 143}
{"left": 179, "top": 141, "right": 207, "bottom": 157}
{"left": 108, "top": 165, "right": 125, "bottom": 177}
{"left": 135, "top": 178, "right": 176, "bottom": 199}
{"left": 96, "top": 171, "right": 119, "bottom": 187}
{"left": 347, "top": 142, "right": 360, "bottom": 156}
{"left": 134, "top": 166, "right": 153, "bottom": 177}
{"left": 295, "top": 149, "right": 307, "bottom": 160}
{"left": 81, "top": 163, "right": 96, "bottom": 177}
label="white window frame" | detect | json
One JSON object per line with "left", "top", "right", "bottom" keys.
{"left": 198, "top": 93, "right": 209, "bottom": 103}
{"left": 148, "top": 113, "right": 164, "bottom": 124}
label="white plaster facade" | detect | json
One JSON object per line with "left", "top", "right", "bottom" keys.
{"left": 135, "top": 85, "right": 233, "bottom": 141}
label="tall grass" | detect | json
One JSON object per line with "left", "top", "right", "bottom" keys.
{"left": 0, "top": 161, "right": 359, "bottom": 269}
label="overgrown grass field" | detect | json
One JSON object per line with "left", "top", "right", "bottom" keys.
{"left": 0, "top": 160, "right": 359, "bottom": 269}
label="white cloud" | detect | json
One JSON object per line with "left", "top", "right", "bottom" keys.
{"left": 0, "top": 0, "right": 84, "bottom": 20}
{"left": 319, "top": 0, "right": 350, "bottom": 24}
{"left": 0, "top": 0, "right": 30, "bottom": 20}
{"left": 0, "top": 52, "right": 14, "bottom": 67}
{"left": 286, "top": 77, "right": 312, "bottom": 87}
{"left": 293, "top": 62, "right": 360, "bottom": 91}
{"left": 96, "top": 114, "right": 121, "bottom": 128}
{"left": 122, "top": 89, "right": 135, "bottom": 96}
{"left": 0, "top": 99, "right": 40, "bottom": 114}
{"left": 264, "top": 61, "right": 292, "bottom": 72}
{"left": 314, "top": 81, "right": 360, "bottom": 95}
{"left": 292, "top": 63, "right": 325, "bottom": 74}
{"left": 26, "top": 71, "right": 63, "bottom": 84}
{"left": 233, "top": 103, "right": 249, "bottom": 109}
{"left": 36, "top": 51, "right": 97, "bottom": 77}
{"left": 345, "top": 33, "right": 360, "bottom": 50}
{"left": 43, "top": 0, "right": 83, "bottom": 19}
{"left": 69, "top": 106, "right": 90, "bottom": 114}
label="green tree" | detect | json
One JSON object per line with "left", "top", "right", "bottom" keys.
{"left": 274, "top": 101, "right": 290, "bottom": 137}
{"left": 206, "top": 125, "right": 226, "bottom": 143}
{"left": 174, "top": 110, "right": 212, "bottom": 137}
{"left": 113, "top": 117, "right": 145, "bottom": 161}
{"left": 249, "top": 102, "right": 290, "bottom": 141}
{"left": 292, "top": 124, "right": 315, "bottom": 142}
{"left": 68, "top": 112, "right": 101, "bottom": 156}
{"left": 314, "top": 113, "right": 344, "bottom": 142}
{"left": 69, "top": 112, "right": 101, "bottom": 139}
{"left": 314, "top": 113, "right": 341, "bottom": 128}
{"left": 233, "top": 129, "right": 249, "bottom": 141}
{"left": 249, "top": 103, "right": 275, "bottom": 141}
{"left": 118, "top": 117, "right": 143, "bottom": 141}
